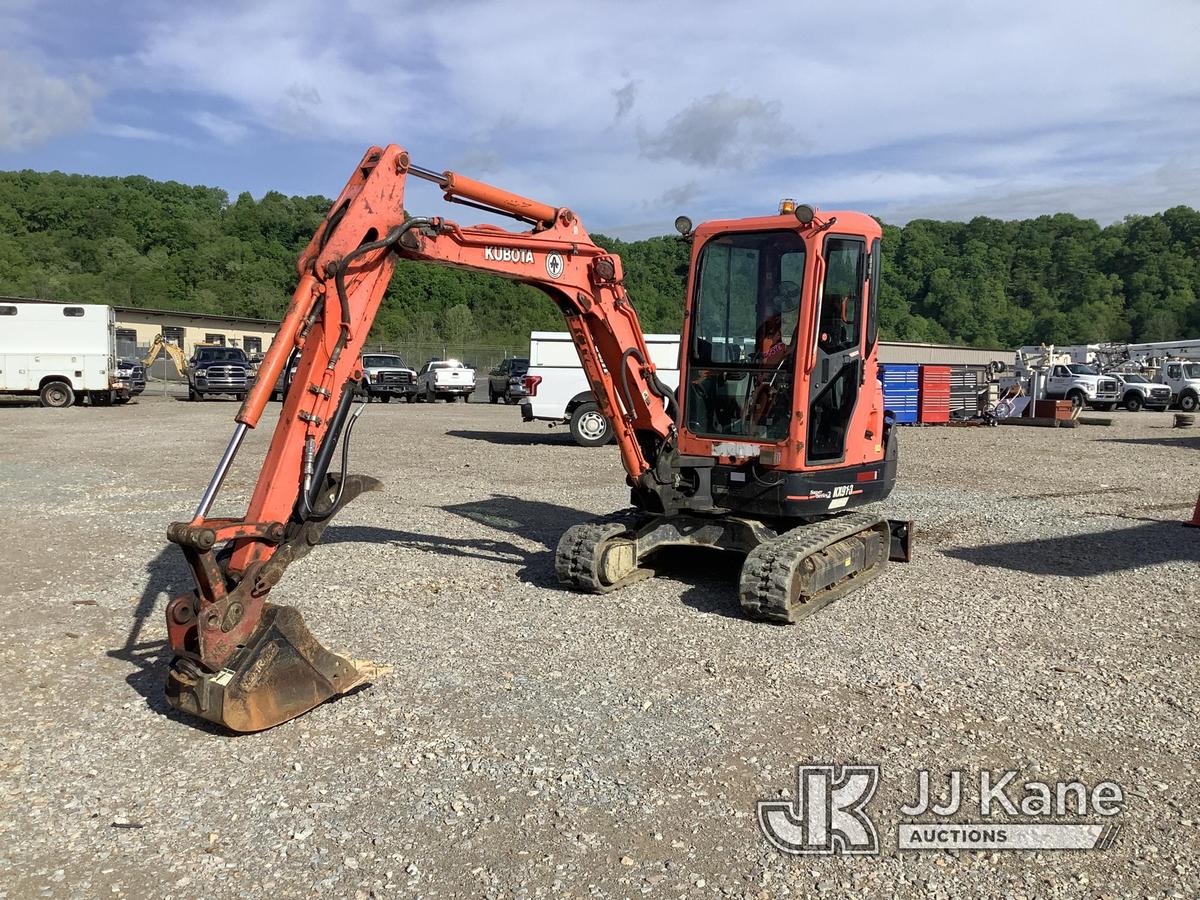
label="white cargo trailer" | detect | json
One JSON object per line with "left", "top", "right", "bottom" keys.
{"left": 520, "top": 330, "right": 680, "bottom": 446}
{"left": 0, "top": 301, "right": 130, "bottom": 407}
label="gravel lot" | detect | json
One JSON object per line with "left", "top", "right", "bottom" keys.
{"left": 1, "top": 394, "right": 1197, "bottom": 899}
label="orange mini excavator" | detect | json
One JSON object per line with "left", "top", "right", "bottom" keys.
{"left": 164, "top": 145, "right": 911, "bottom": 731}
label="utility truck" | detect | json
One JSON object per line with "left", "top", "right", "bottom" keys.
{"left": 0, "top": 301, "right": 131, "bottom": 407}
{"left": 521, "top": 330, "right": 681, "bottom": 446}
{"left": 1155, "top": 359, "right": 1200, "bottom": 411}
{"left": 1092, "top": 339, "right": 1200, "bottom": 411}
{"left": 1011, "top": 346, "right": 1119, "bottom": 410}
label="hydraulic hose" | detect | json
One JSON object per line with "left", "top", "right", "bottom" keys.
{"left": 619, "top": 346, "right": 678, "bottom": 422}
{"left": 296, "top": 217, "right": 436, "bottom": 522}
{"left": 298, "top": 379, "right": 357, "bottom": 521}
{"left": 330, "top": 218, "right": 436, "bottom": 365}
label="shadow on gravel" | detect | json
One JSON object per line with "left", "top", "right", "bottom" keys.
{"left": 105, "top": 545, "right": 235, "bottom": 731}
{"left": 446, "top": 429, "right": 577, "bottom": 447}
{"left": 323, "top": 495, "right": 749, "bottom": 606}
{"left": 665, "top": 547, "right": 748, "bottom": 620}
{"left": 325, "top": 495, "right": 596, "bottom": 586}
{"left": 943, "top": 520, "right": 1198, "bottom": 577}
{"left": 1099, "top": 433, "right": 1200, "bottom": 450}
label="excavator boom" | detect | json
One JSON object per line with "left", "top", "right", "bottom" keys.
{"left": 142, "top": 334, "right": 188, "bottom": 376}
{"left": 164, "top": 145, "right": 677, "bottom": 731}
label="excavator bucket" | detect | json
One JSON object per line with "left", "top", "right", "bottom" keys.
{"left": 165, "top": 474, "right": 387, "bottom": 732}
{"left": 165, "top": 604, "right": 369, "bottom": 732}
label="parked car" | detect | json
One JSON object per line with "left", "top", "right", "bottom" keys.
{"left": 188, "top": 345, "right": 256, "bottom": 401}
{"left": 488, "top": 357, "right": 530, "bottom": 404}
{"left": 417, "top": 358, "right": 475, "bottom": 402}
{"left": 115, "top": 358, "right": 146, "bottom": 396}
{"left": 360, "top": 353, "right": 418, "bottom": 402}
{"left": 271, "top": 350, "right": 300, "bottom": 401}
{"left": 1109, "top": 372, "right": 1172, "bottom": 412}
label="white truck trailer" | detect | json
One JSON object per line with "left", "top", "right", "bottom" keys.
{"left": 520, "top": 330, "right": 680, "bottom": 446}
{"left": 0, "top": 301, "right": 130, "bottom": 407}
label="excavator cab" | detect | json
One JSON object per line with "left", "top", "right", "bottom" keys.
{"left": 637, "top": 206, "right": 897, "bottom": 522}
{"left": 556, "top": 205, "right": 906, "bottom": 619}
{"left": 161, "top": 146, "right": 909, "bottom": 733}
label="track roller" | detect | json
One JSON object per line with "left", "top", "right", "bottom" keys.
{"left": 554, "top": 511, "right": 653, "bottom": 593}
{"left": 738, "top": 511, "right": 891, "bottom": 623}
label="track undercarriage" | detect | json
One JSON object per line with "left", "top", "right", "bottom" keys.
{"left": 555, "top": 509, "right": 912, "bottom": 623}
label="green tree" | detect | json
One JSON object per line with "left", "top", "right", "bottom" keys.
{"left": 0, "top": 168, "right": 1195, "bottom": 347}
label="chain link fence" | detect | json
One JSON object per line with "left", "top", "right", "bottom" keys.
{"left": 119, "top": 337, "right": 528, "bottom": 397}
{"left": 361, "top": 341, "right": 526, "bottom": 373}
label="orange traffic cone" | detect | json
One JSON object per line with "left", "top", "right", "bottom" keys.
{"left": 1186, "top": 490, "right": 1200, "bottom": 529}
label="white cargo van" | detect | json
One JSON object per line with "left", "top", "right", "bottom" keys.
{"left": 520, "top": 330, "right": 680, "bottom": 446}
{"left": 0, "top": 301, "right": 130, "bottom": 407}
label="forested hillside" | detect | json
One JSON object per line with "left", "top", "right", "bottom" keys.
{"left": 1, "top": 169, "right": 1197, "bottom": 347}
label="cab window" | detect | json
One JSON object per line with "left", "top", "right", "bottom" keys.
{"left": 817, "top": 238, "right": 864, "bottom": 354}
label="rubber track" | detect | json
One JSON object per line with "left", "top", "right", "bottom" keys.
{"left": 738, "top": 511, "right": 889, "bottom": 623}
{"left": 554, "top": 510, "right": 646, "bottom": 594}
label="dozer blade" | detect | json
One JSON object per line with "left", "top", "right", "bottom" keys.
{"left": 166, "top": 603, "right": 369, "bottom": 733}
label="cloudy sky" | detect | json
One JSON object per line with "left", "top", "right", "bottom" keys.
{"left": 1, "top": 0, "right": 1198, "bottom": 238}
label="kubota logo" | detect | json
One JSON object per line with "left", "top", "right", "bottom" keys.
{"left": 484, "top": 246, "right": 534, "bottom": 264}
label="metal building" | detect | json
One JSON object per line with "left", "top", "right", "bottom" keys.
{"left": 877, "top": 341, "right": 1009, "bottom": 367}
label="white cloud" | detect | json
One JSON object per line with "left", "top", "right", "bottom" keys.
{"left": 5, "top": 0, "right": 1200, "bottom": 230}
{"left": 192, "top": 111, "right": 249, "bottom": 144}
{"left": 639, "top": 92, "right": 792, "bottom": 167}
{"left": 0, "top": 51, "right": 96, "bottom": 150}
{"left": 94, "top": 121, "right": 183, "bottom": 144}
{"left": 136, "top": 0, "right": 420, "bottom": 140}
{"left": 613, "top": 79, "right": 638, "bottom": 122}
{"left": 884, "top": 158, "right": 1200, "bottom": 224}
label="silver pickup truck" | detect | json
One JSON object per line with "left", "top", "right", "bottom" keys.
{"left": 360, "top": 353, "right": 418, "bottom": 402}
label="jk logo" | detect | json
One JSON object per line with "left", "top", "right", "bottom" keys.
{"left": 758, "top": 764, "right": 880, "bottom": 855}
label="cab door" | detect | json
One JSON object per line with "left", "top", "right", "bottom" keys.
{"left": 806, "top": 235, "right": 867, "bottom": 464}
{"left": 1046, "top": 365, "right": 1067, "bottom": 395}
{"left": 1165, "top": 362, "right": 1183, "bottom": 394}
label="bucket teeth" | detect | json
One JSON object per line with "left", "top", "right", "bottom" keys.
{"left": 165, "top": 472, "right": 387, "bottom": 732}
{"left": 166, "top": 603, "right": 374, "bottom": 733}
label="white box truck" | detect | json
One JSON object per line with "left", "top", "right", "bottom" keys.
{"left": 520, "top": 330, "right": 680, "bottom": 446}
{"left": 0, "top": 301, "right": 131, "bottom": 407}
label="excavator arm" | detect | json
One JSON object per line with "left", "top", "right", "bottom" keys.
{"left": 164, "top": 145, "right": 676, "bottom": 731}
{"left": 142, "top": 334, "right": 188, "bottom": 376}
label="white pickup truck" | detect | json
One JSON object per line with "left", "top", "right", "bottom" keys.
{"left": 520, "top": 330, "right": 680, "bottom": 446}
{"left": 1109, "top": 372, "right": 1172, "bottom": 411}
{"left": 1043, "top": 363, "right": 1120, "bottom": 410}
{"left": 417, "top": 358, "right": 476, "bottom": 402}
